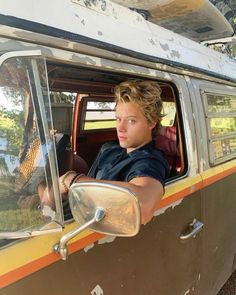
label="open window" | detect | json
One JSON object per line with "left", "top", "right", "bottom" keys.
{"left": 46, "top": 62, "right": 186, "bottom": 181}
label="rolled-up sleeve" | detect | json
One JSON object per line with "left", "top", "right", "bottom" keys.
{"left": 126, "top": 156, "right": 169, "bottom": 187}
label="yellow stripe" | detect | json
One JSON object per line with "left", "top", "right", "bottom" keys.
{"left": 0, "top": 223, "right": 91, "bottom": 275}
{"left": 164, "top": 174, "right": 202, "bottom": 198}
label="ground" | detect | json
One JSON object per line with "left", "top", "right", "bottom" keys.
{"left": 218, "top": 271, "right": 236, "bottom": 294}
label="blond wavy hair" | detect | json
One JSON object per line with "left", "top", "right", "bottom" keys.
{"left": 114, "top": 80, "right": 163, "bottom": 136}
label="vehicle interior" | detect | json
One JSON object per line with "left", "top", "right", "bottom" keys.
{"left": 47, "top": 61, "right": 186, "bottom": 186}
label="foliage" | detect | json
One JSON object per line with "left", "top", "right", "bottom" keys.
{"left": 208, "top": 43, "right": 236, "bottom": 60}
{"left": 50, "top": 92, "right": 76, "bottom": 103}
{"left": 0, "top": 88, "right": 25, "bottom": 156}
{"left": 0, "top": 112, "right": 24, "bottom": 156}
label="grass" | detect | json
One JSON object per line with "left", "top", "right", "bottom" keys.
{"left": 84, "top": 120, "right": 116, "bottom": 130}
{"left": 0, "top": 208, "right": 44, "bottom": 231}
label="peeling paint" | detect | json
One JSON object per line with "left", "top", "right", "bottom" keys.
{"left": 100, "top": 58, "right": 150, "bottom": 74}
{"left": 91, "top": 284, "right": 103, "bottom": 295}
{"left": 148, "top": 38, "right": 155, "bottom": 46}
{"left": 184, "top": 75, "right": 191, "bottom": 83}
{"left": 84, "top": 243, "right": 95, "bottom": 252}
{"left": 98, "top": 236, "right": 116, "bottom": 244}
{"left": 198, "top": 273, "right": 201, "bottom": 281}
{"left": 183, "top": 289, "right": 190, "bottom": 295}
{"left": 170, "top": 49, "right": 181, "bottom": 59}
{"left": 71, "top": 53, "right": 97, "bottom": 65}
{"left": 213, "top": 246, "right": 218, "bottom": 253}
{"left": 0, "top": 0, "right": 235, "bottom": 82}
{"left": 153, "top": 199, "right": 183, "bottom": 217}
{"left": 189, "top": 185, "right": 196, "bottom": 194}
{"left": 159, "top": 42, "right": 170, "bottom": 51}
{"left": 163, "top": 72, "right": 171, "bottom": 79}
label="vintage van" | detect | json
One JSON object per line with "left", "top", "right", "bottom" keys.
{"left": 0, "top": 0, "right": 236, "bottom": 294}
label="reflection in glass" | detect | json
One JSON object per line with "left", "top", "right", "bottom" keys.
{"left": 210, "top": 117, "right": 236, "bottom": 136}
{"left": 207, "top": 94, "right": 236, "bottom": 113}
{"left": 84, "top": 100, "right": 116, "bottom": 130}
{"left": 162, "top": 102, "right": 176, "bottom": 127}
{"left": 212, "top": 138, "right": 236, "bottom": 161}
{"left": 0, "top": 56, "right": 56, "bottom": 233}
{"left": 86, "top": 101, "right": 116, "bottom": 110}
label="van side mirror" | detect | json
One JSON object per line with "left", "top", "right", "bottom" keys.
{"left": 54, "top": 182, "right": 141, "bottom": 260}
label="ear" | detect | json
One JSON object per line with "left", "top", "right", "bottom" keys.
{"left": 148, "top": 122, "right": 156, "bottom": 130}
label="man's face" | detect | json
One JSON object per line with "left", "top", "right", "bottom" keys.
{"left": 115, "top": 102, "right": 155, "bottom": 153}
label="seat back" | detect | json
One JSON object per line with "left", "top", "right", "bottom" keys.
{"left": 55, "top": 133, "right": 89, "bottom": 176}
{"left": 154, "top": 126, "right": 181, "bottom": 175}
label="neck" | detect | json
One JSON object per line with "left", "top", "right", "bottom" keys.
{"left": 126, "top": 139, "right": 152, "bottom": 153}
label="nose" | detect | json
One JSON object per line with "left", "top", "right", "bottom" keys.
{"left": 117, "top": 119, "right": 127, "bottom": 132}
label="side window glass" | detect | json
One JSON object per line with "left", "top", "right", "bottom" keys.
{"left": 80, "top": 97, "right": 116, "bottom": 132}
{"left": 162, "top": 102, "right": 176, "bottom": 127}
{"left": 202, "top": 91, "right": 236, "bottom": 164}
{"left": 0, "top": 56, "right": 61, "bottom": 242}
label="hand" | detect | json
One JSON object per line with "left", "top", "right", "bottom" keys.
{"left": 37, "top": 184, "right": 54, "bottom": 208}
{"left": 59, "top": 171, "right": 78, "bottom": 194}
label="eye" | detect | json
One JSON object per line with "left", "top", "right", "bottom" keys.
{"left": 128, "top": 119, "right": 136, "bottom": 124}
{"left": 116, "top": 117, "right": 121, "bottom": 123}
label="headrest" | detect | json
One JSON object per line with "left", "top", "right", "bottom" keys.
{"left": 154, "top": 126, "right": 178, "bottom": 156}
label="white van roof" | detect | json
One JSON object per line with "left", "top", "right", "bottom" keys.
{"left": 0, "top": 0, "right": 235, "bottom": 82}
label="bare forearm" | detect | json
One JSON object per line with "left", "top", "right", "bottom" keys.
{"left": 71, "top": 175, "right": 163, "bottom": 224}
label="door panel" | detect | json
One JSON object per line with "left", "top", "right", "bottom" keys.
{"left": 2, "top": 190, "right": 202, "bottom": 295}
{"left": 189, "top": 78, "right": 236, "bottom": 294}
{"left": 200, "top": 172, "right": 236, "bottom": 295}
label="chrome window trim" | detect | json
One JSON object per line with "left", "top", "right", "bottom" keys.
{"left": 0, "top": 50, "right": 64, "bottom": 241}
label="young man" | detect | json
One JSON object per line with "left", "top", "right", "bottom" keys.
{"left": 40, "top": 80, "right": 169, "bottom": 224}
{"left": 58, "top": 80, "right": 169, "bottom": 224}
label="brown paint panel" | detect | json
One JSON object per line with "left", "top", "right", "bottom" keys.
{"left": 2, "top": 192, "right": 202, "bottom": 295}
{"left": 199, "top": 173, "right": 236, "bottom": 295}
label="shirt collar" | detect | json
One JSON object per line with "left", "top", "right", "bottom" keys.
{"left": 125, "top": 141, "right": 154, "bottom": 157}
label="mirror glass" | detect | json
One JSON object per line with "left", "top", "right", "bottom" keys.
{"left": 69, "top": 182, "right": 141, "bottom": 237}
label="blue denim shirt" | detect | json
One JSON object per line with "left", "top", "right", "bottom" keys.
{"left": 88, "top": 141, "right": 169, "bottom": 187}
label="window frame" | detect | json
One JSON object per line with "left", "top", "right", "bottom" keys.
{"left": 78, "top": 96, "right": 116, "bottom": 134}
{"left": 201, "top": 88, "right": 236, "bottom": 165}
{"left": 0, "top": 51, "right": 63, "bottom": 242}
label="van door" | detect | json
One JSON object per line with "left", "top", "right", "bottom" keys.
{"left": 1, "top": 62, "right": 204, "bottom": 295}
{"left": 0, "top": 48, "right": 205, "bottom": 295}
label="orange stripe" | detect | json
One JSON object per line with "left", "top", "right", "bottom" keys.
{"left": 1, "top": 163, "right": 235, "bottom": 288}
{"left": 0, "top": 232, "right": 102, "bottom": 289}
{"left": 158, "top": 180, "right": 203, "bottom": 209}
{"left": 223, "top": 165, "right": 236, "bottom": 177}
{"left": 203, "top": 165, "right": 236, "bottom": 187}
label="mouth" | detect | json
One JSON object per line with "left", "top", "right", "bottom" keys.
{"left": 118, "top": 136, "right": 127, "bottom": 141}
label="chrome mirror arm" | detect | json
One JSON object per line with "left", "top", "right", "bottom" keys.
{"left": 53, "top": 207, "right": 105, "bottom": 260}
